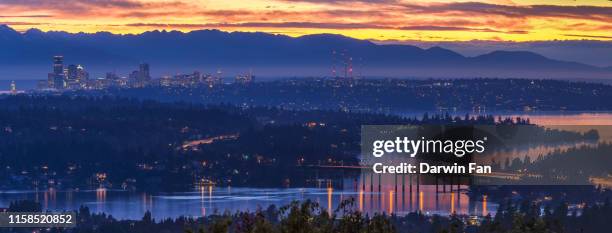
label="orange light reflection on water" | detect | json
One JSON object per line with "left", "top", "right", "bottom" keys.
{"left": 327, "top": 187, "right": 333, "bottom": 216}
{"left": 359, "top": 189, "right": 364, "bottom": 212}
{"left": 451, "top": 192, "right": 455, "bottom": 214}
{"left": 389, "top": 190, "right": 394, "bottom": 214}
{"left": 483, "top": 195, "right": 488, "bottom": 216}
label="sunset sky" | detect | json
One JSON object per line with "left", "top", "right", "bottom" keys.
{"left": 1, "top": 0, "right": 611, "bottom": 42}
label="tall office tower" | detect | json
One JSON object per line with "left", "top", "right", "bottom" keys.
{"left": 128, "top": 70, "right": 139, "bottom": 87}
{"left": 65, "top": 64, "right": 88, "bottom": 89}
{"left": 53, "top": 56, "right": 63, "bottom": 76}
{"left": 66, "top": 64, "right": 80, "bottom": 89}
{"left": 76, "top": 65, "right": 89, "bottom": 82}
{"left": 139, "top": 63, "right": 151, "bottom": 81}
{"left": 67, "top": 64, "right": 78, "bottom": 81}
{"left": 53, "top": 75, "right": 65, "bottom": 89}
{"left": 50, "top": 56, "right": 65, "bottom": 89}
{"left": 132, "top": 63, "right": 151, "bottom": 87}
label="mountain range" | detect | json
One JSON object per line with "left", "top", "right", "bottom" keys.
{"left": 0, "top": 24, "right": 610, "bottom": 80}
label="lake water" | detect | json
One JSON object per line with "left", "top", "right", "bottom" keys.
{"left": 491, "top": 115, "right": 612, "bottom": 165}
{"left": 0, "top": 184, "right": 490, "bottom": 220}
{"left": 401, "top": 111, "right": 612, "bottom": 126}
{"left": 0, "top": 113, "right": 610, "bottom": 220}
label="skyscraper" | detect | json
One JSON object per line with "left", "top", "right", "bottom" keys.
{"left": 66, "top": 64, "right": 78, "bottom": 89}
{"left": 76, "top": 65, "right": 89, "bottom": 82}
{"left": 50, "top": 56, "right": 65, "bottom": 89}
{"left": 133, "top": 63, "right": 151, "bottom": 87}
{"left": 53, "top": 56, "right": 63, "bottom": 75}
{"left": 139, "top": 63, "right": 150, "bottom": 81}
{"left": 65, "top": 64, "right": 89, "bottom": 89}
{"left": 67, "top": 64, "right": 78, "bottom": 81}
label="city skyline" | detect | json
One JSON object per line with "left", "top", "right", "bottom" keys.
{"left": 0, "top": 0, "right": 611, "bottom": 42}
{"left": 1, "top": 25, "right": 611, "bottom": 81}
{"left": 31, "top": 54, "right": 255, "bottom": 90}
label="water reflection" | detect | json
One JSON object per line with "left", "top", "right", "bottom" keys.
{"left": 473, "top": 125, "right": 612, "bottom": 166}
{"left": 508, "top": 113, "right": 612, "bottom": 126}
{"left": 399, "top": 112, "right": 612, "bottom": 127}
{"left": 480, "top": 140, "right": 599, "bottom": 163}
{"left": 327, "top": 187, "right": 333, "bottom": 215}
{"left": 0, "top": 183, "right": 494, "bottom": 220}
{"left": 482, "top": 195, "right": 487, "bottom": 216}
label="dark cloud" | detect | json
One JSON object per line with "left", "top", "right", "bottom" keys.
{"left": 125, "top": 22, "right": 386, "bottom": 30}
{"left": 400, "top": 2, "right": 612, "bottom": 22}
{"left": 115, "top": 8, "right": 385, "bottom": 20}
{"left": 0, "top": 15, "right": 52, "bottom": 18}
{"left": 280, "top": 1, "right": 612, "bottom": 22}
{"left": 0, "top": 0, "right": 184, "bottom": 14}
{"left": 563, "top": 34, "right": 612, "bottom": 39}
{"left": 279, "top": 0, "right": 399, "bottom": 3}
{"left": 399, "top": 26, "right": 530, "bottom": 34}
{"left": 124, "top": 21, "right": 530, "bottom": 35}
{"left": 398, "top": 25, "right": 496, "bottom": 32}
{"left": 0, "top": 21, "right": 44, "bottom": 25}
{"left": 0, "top": 0, "right": 144, "bottom": 9}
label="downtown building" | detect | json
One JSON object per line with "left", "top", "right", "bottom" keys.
{"left": 46, "top": 56, "right": 89, "bottom": 90}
